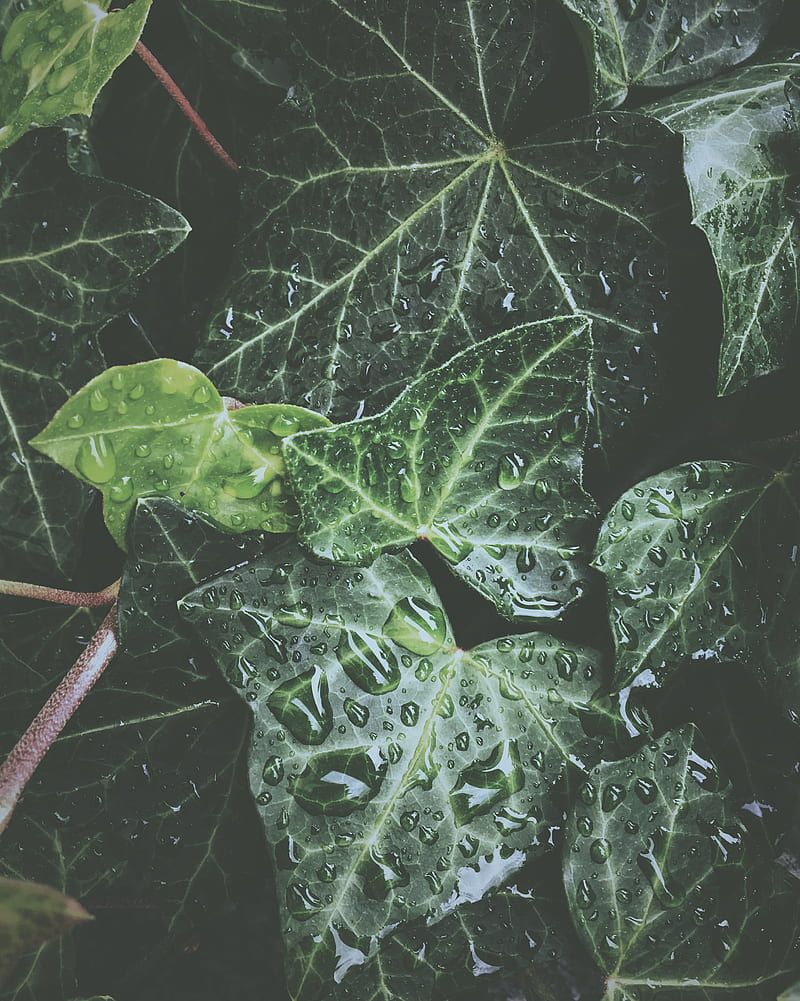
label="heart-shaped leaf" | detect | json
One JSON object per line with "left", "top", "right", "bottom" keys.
{"left": 179, "top": 540, "right": 614, "bottom": 1001}
{"left": 564, "top": 725, "right": 800, "bottom": 999}
{"left": 559, "top": 0, "right": 783, "bottom": 109}
{"left": 594, "top": 459, "right": 800, "bottom": 724}
{"left": 194, "top": 0, "right": 683, "bottom": 463}
{"left": 30, "top": 359, "right": 328, "bottom": 549}
{"left": 0, "top": 131, "right": 189, "bottom": 582}
{"left": 0, "top": 0, "right": 151, "bottom": 151}
{"left": 119, "top": 497, "right": 274, "bottom": 657}
{"left": 283, "top": 316, "right": 597, "bottom": 621}
{"left": 0, "top": 877, "right": 89, "bottom": 984}
{"left": 648, "top": 55, "right": 800, "bottom": 395}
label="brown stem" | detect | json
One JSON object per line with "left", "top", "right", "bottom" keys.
{"left": 134, "top": 41, "right": 240, "bottom": 174}
{"left": 0, "top": 606, "right": 119, "bottom": 836}
{"left": 223, "top": 396, "right": 248, "bottom": 410}
{"left": 0, "top": 578, "right": 120, "bottom": 607}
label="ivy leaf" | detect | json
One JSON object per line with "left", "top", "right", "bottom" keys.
{"left": 0, "top": 0, "right": 151, "bottom": 151}
{"left": 0, "top": 131, "right": 188, "bottom": 582}
{"left": 119, "top": 497, "right": 273, "bottom": 657}
{"left": 179, "top": 540, "right": 613, "bottom": 1001}
{"left": 30, "top": 359, "right": 328, "bottom": 549}
{"left": 648, "top": 56, "right": 800, "bottom": 396}
{"left": 178, "top": 0, "right": 291, "bottom": 89}
{"left": 563, "top": 725, "right": 800, "bottom": 999}
{"left": 194, "top": 0, "right": 682, "bottom": 463}
{"left": 0, "top": 878, "right": 89, "bottom": 984}
{"left": 559, "top": 0, "right": 783, "bottom": 110}
{"left": 781, "top": 983, "right": 800, "bottom": 1001}
{"left": 283, "top": 317, "right": 597, "bottom": 622}
{"left": 594, "top": 459, "right": 800, "bottom": 724}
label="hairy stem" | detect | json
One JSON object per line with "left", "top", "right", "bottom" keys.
{"left": 134, "top": 41, "right": 240, "bottom": 173}
{"left": 0, "top": 578, "right": 120, "bottom": 606}
{"left": 0, "top": 606, "right": 119, "bottom": 836}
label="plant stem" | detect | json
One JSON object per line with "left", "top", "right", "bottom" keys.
{"left": 134, "top": 41, "right": 240, "bottom": 174}
{"left": 0, "top": 578, "right": 120, "bottom": 606}
{"left": 0, "top": 606, "right": 119, "bottom": 836}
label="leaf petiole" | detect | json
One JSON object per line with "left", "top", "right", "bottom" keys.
{"left": 0, "top": 578, "right": 120, "bottom": 607}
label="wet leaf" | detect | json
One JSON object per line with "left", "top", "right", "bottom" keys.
{"left": 30, "top": 359, "right": 328, "bottom": 548}
{"left": 195, "top": 0, "right": 683, "bottom": 463}
{"left": 0, "top": 878, "right": 89, "bottom": 984}
{"left": 594, "top": 459, "right": 800, "bottom": 724}
{"left": 179, "top": 540, "right": 614, "bottom": 1001}
{"left": 0, "top": 0, "right": 151, "bottom": 151}
{"left": 283, "top": 316, "right": 597, "bottom": 621}
{"left": 649, "top": 55, "right": 800, "bottom": 395}
{"left": 564, "top": 725, "right": 800, "bottom": 1000}
{"left": 0, "top": 131, "right": 188, "bottom": 582}
{"left": 178, "top": 0, "right": 291, "bottom": 89}
{"left": 119, "top": 497, "right": 273, "bottom": 657}
{"left": 560, "top": 0, "right": 783, "bottom": 109}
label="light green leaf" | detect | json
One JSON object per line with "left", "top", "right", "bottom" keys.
{"left": 0, "top": 0, "right": 150, "bottom": 151}
{"left": 29, "top": 359, "right": 328, "bottom": 549}
{"left": 0, "top": 130, "right": 189, "bottom": 582}
{"left": 780, "top": 982, "right": 800, "bottom": 1001}
{"left": 0, "top": 878, "right": 89, "bottom": 984}
{"left": 564, "top": 726, "right": 800, "bottom": 1000}
{"left": 179, "top": 541, "right": 614, "bottom": 1001}
{"left": 594, "top": 459, "right": 800, "bottom": 724}
{"left": 178, "top": 0, "right": 291, "bottom": 89}
{"left": 195, "top": 0, "right": 683, "bottom": 465}
{"left": 283, "top": 317, "right": 597, "bottom": 622}
{"left": 560, "top": 0, "right": 783, "bottom": 109}
{"left": 648, "top": 56, "right": 800, "bottom": 396}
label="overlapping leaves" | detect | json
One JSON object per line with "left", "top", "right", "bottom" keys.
{"left": 31, "top": 359, "right": 327, "bottom": 548}
{"left": 195, "top": 0, "right": 683, "bottom": 461}
{"left": 284, "top": 315, "right": 597, "bottom": 621}
{"left": 179, "top": 540, "right": 615, "bottom": 1001}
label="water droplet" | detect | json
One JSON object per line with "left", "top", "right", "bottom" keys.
{"left": 344, "top": 698, "right": 369, "bottom": 728}
{"left": 193, "top": 384, "right": 212, "bottom": 404}
{"left": 360, "top": 845, "right": 409, "bottom": 900}
{"left": 590, "top": 838, "right": 612, "bottom": 863}
{"left": 337, "top": 630, "right": 401, "bottom": 694}
{"left": 601, "top": 782, "right": 626, "bottom": 812}
{"left": 276, "top": 600, "right": 313, "bottom": 629}
{"left": 267, "top": 666, "right": 333, "bottom": 745}
{"left": 109, "top": 476, "right": 133, "bottom": 503}
{"left": 262, "top": 754, "right": 284, "bottom": 786}
{"left": 290, "top": 745, "right": 388, "bottom": 816}
{"left": 383, "top": 596, "right": 448, "bottom": 655}
{"left": 75, "top": 434, "right": 116, "bottom": 484}
{"left": 497, "top": 451, "right": 527, "bottom": 490}
{"left": 450, "top": 740, "right": 524, "bottom": 825}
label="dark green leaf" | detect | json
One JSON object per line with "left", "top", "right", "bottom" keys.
{"left": 594, "top": 459, "right": 800, "bottom": 724}
{"left": 179, "top": 540, "right": 612, "bottom": 1001}
{"left": 0, "top": 0, "right": 150, "bottom": 151}
{"left": 648, "top": 55, "right": 800, "bottom": 395}
{"left": 194, "top": 0, "right": 682, "bottom": 462}
{"left": 0, "top": 878, "right": 89, "bottom": 984}
{"left": 119, "top": 497, "right": 273, "bottom": 657}
{"left": 0, "top": 131, "right": 188, "bottom": 582}
{"left": 30, "top": 359, "right": 328, "bottom": 548}
{"left": 283, "top": 317, "right": 597, "bottom": 621}
{"left": 564, "top": 725, "right": 800, "bottom": 999}
{"left": 560, "top": 0, "right": 783, "bottom": 109}
{"left": 178, "top": 0, "right": 291, "bottom": 89}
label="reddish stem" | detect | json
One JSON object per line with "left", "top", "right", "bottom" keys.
{"left": 0, "top": 578, "right": 120, "bottom": 607}
{"left": 0, "top": 606, "right": 119, "bottom": 836}
{"left": 134, "top": 41, "right": 240, "bottom": 174}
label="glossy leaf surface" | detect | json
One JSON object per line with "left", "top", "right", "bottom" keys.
{"left": 649, "top": 55, "right": 800, "bottom": 395}
{"left": 31, "top": 359, "right": 328, "bottom": 548}
{"left": 0, "top": 131, "right": 188, "bottom": 581}
{"left": 0, "top": 0, "right": 151, "bottom": 151}
{"left": 560, "top": 0, "right": 783, "bottom": 109}
{"left": 284, "top": 317, "right": 597, "bottom": 621}
{"left": 195, "top": 0, "right": 682, "bottom": 461}
{"left": 180, "top": 541, "right": 612, "bottom": 1001}
{"left": 594, "top": 459, "right": 800, "bottom": 724}
{"left": 564, "top": 726, "right": 800, "bottom": 1000}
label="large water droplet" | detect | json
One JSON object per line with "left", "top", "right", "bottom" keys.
{"left": 449, "top": 740, "right": 524, "bottom": 825}
{"left": 290, "top": 745, "right": 388, "bottom": 816}
{"left": 383, "top": 596, "right": 447, "bottom": 655}
{"left": 75, "top": 434, "right": 116, "bottom": 484}
{"left": 267, "top": 666, "right": 333, "bottom": 745}
{"left": 337, "top": 630, "right": 401, "bottom": 693}
{"left": 496, "top": 451, "right": 527, "bottom": 490}
{"left": 360, "top": 845, "right": 410, "bottom": 900}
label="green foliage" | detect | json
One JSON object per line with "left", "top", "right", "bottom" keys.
{"left": 30, "top": 359, "right": 327, "bottom": 548}
{"left": 0, "top": 0, "right": 150, "bottom": 151}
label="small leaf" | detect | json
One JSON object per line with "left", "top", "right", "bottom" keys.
{"left": 0, "top": 877, "right": 89, "bottom": 983}
{"left": 0, "top": 0, "right": 151, "bottom": 151}
{"left": 648, "top": 55, "right": 800, "bottom": 395}
{"left": 564, "top": 726, "right": 800, "bottom": 998}
{"left": 29, "top": 359, "right": 328, "bottom": 548}
{"left": 560, "top": 0, "right": 783, "bottom": 109}
{"left": 594, "top": 459, "right": 800, "bottom": 724}
{"left": 179, "top": 540, "right": 613, "bottom": 1001}
{"left": 283, "top": 317, "right": 597, "bottom": 621}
